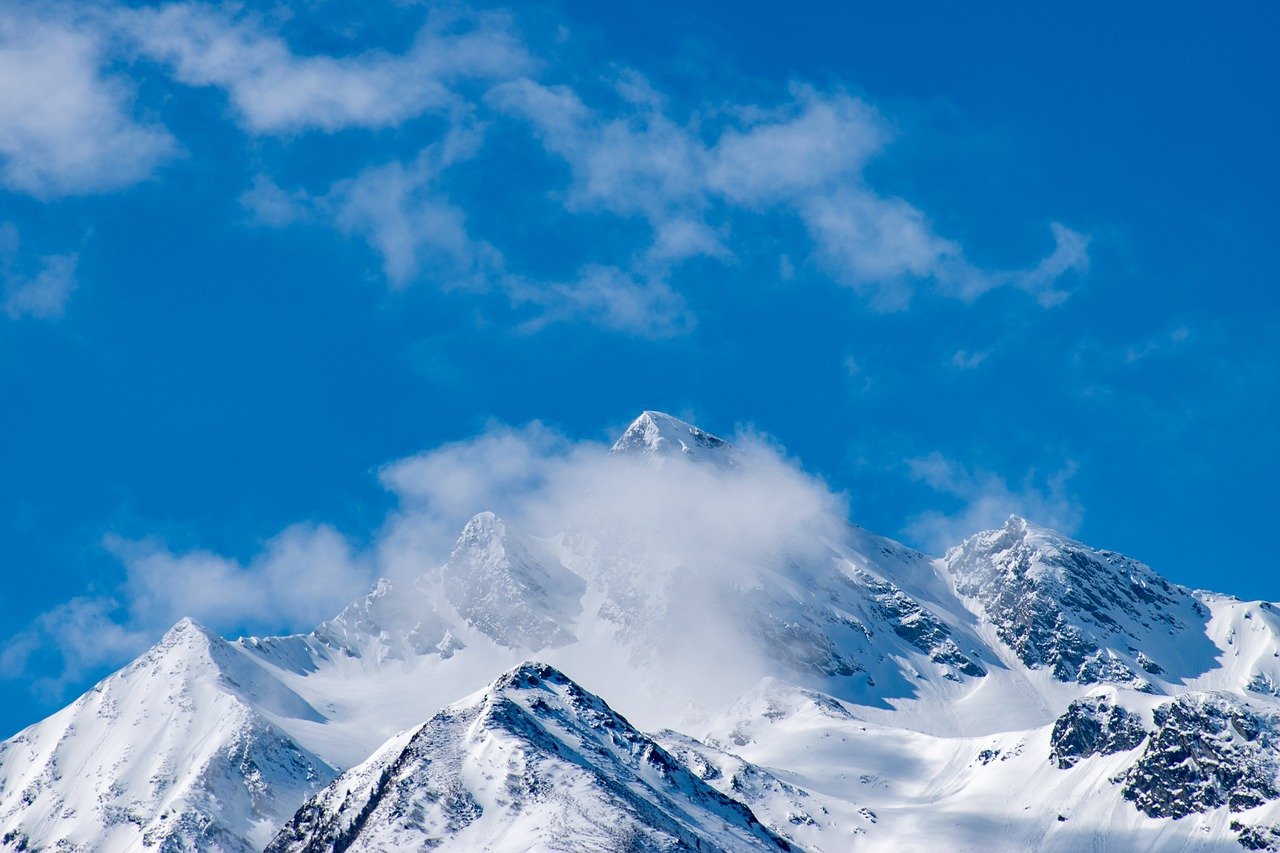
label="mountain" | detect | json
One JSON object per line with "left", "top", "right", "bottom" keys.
{"left": 944, "top": 515, "right": 1219, "bottom": 690}
{"left": 0, "top": 619, "right": 335, "bottom": 852}
{"left": 4, "top": 411, "right": 1280, "bottom": 851}
{"left": 609, "top": 410, "right": 739, "bottom": 465}
{"left": 267, "top": 663, "right": 790, "bottom": 852}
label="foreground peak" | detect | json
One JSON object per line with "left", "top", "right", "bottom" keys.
{"left": 611, "top": 410, "right": 735, "bottom": 463}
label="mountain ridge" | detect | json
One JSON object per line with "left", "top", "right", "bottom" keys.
{"left": 4, "top": 411, "right": 1279, "bottom": 852}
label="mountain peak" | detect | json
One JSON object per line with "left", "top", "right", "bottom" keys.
{"left": 268, "top": 660, "right": 791, "bottom": 852}
{"left": 161, "top": 615, "right": 219, "bottom": 645}
{"left": 611, "top": 410, "right": 735, "bottom": 463}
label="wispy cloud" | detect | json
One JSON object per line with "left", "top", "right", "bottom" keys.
{"left": 1, "top": 0, "right": 1089, "bottom": 336}
{"left": 0, "top": 8, "right": 176, "bottom": 197}
{"left": 0, "top": 523, "right": 370, "bottom": 696}
{"left": 950, "top": 348, "right": 992, "bottom": 370}
{"left": 494, "top": 77, "right": 1089, "bottom": 314}
{"left": 2, "top": 419, "right": 848, "bottom": 700}
{"left": 0, "top": 222, "right": 78, "bottom": 320}
{"left": 902, "top": 452, "right": 1083, "bottom": 554}
{"left": 118, "top": 3, "right": 533, "bottom": 134}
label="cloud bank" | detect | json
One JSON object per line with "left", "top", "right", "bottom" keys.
{"left": 1, "top": 419, "right": 852, "bottom": 697}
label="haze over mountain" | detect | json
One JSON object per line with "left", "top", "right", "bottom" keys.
{"left": 4, "top": 412, "right": 1280, "bottom": 852}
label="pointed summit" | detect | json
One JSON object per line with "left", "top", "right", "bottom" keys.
{"left": 268, "top": 661, "right": 790, "bottom": 852}
{"left": 442, "top": 512, "right": 584, "bottom": 651}
{"left": 945, "top": 515, "right": 1215, "bottom": 689}
{"left": 611, "top": 410, "right": 736, "bottom": 465}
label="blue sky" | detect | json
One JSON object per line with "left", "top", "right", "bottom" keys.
{"left": 0, "top": 0, "right": 1276, "bottom": 737}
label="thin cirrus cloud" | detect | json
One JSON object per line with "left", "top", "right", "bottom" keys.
{"left": 0, "top": 9, "right": 176, "bottom": 198}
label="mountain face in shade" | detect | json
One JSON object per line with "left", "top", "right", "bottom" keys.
{"left": 4, "top": 411, "right": 1280, "bottom": 852}
{"left": 266, "top": 663, "right": 791, "bottom": 853}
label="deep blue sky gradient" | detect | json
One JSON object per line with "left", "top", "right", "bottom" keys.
{"left": 0, "top": 1, "right": 1276, "bottom": 736}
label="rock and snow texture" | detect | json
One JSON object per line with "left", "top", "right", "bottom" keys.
{"left": 6, "top": 411, "right": 1280, "bottom": 851}
{"left": 442, "top": 512, "right": 584, "bottom": 651}
{"left": 944, "top": 515, "right": 1217, "bottom": 689}
{"left": 1048, "top": 694, "right": 1148, "bottom": 769}
{"left": 1121, "top": 692, "right": 1280, "bottom": 819}
{"left": 609, "top": 410, "right": 738, "bottom": 465}
{"left": 267, "top": 663, "right": 790, "bottom": 852}
{"left": 0, "top": 619, "right": 335, "bottom": 852}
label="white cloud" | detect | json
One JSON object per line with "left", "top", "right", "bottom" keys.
{"left": 494, "top": 76, "right": 1088, "bottom": 313}
{"left": 1011, "top": 222, "right": 1091, "bottom": 307}
{"left": 328, "top": 154, "right": 501, "bottom": 289}
{"left": 951, "top": 348, "right": 992, "bottom": 370}
{"left": 243, "top": 132, "right": 502, "bottom": 289}
{"left": 0, "top": 9, "right": 176, "bottom": 197}
{"left": 706, "top": 86, "right": 889, "bottom": 205}
{"left": 4, "top": 418, "right": 850, "bottom": 696}
{"left": 902, "top": 452, "right": 1082, "bottom": 554}
{"left": 240, "top": 175, "right": 312, "bottom": 227}
{"left": 510, "top": 265, "right": 692, "bottom": 338}
{"left": 4, "top": 252, "right": 77, "bottom": 320}
{"left": 122, "top": 4, "right": 532, "bottom": 134}
{"left": 489, "top": 78, "right": 712, "bottom": 248}
{"left": 105, "top": 523, "right": 369, "bottom": 632}
{"left": 0, "top": 597, "right": 152, "bottom": 700}
{"left": 800, "top": 188, "right": 974, "bottom": 311}
{"left": 0, "top": 523, "right": 371, "bottom": 696}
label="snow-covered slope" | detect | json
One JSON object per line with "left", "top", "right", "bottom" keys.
{"left": 5, "top": 411, "right": 1280, "bottom": 851}
{"left": 266, "top": 663, "right": 790, "bottom": 852}
{"left": 0, "top": 619, "right": 335, "bottom": 852}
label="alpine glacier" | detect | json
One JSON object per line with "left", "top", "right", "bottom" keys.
{"left": 4, "top": 411, "right": 1280, "bottom": 852}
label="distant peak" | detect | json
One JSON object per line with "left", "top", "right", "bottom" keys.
{"left": 462, "top": 510, "right": 505, "bottom": 535}
{"left": 611, "top": 410, "right": 735, "bottom": 463}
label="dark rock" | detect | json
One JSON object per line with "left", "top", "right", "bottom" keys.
{"left": 1122, "top": 693, "right": 1280, "bottom": 819}
{"left": 1049, "top": 696, "right": 1147, "bottom": 769}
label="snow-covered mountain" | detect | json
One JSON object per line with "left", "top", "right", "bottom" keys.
{"left": 0, "top": 619, "right": 335, "bottom": 852}
{"left": 266, "top": 663, "right": 790, "bottom": 852}
{"left": 4, "top": 410, "right": 1280, "bottom": 851}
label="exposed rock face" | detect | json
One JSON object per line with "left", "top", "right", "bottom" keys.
{"left": 1122, "top": 693, "right": 1280, "bottom": 818}
{"left": 945, "top": 515, "right": 1210, "bottom": 688}
{"left": 856, "top": 570, "right": 985, "bottom": 679}
{"left": 1048, "top": 695, "right": 1148, "bottom": 769}
{"left": 1233, "top": 821, "right": 1280, "bottom": 851}
{"left": 267, "top": 663, "right": 791, "bottom": 852}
